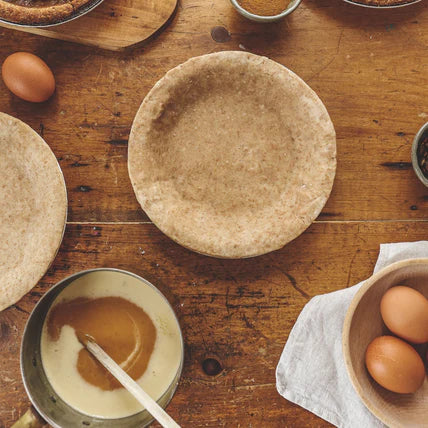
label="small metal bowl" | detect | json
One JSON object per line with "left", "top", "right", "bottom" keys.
{"left": 411, "top": 122, "right": 428, "bottom": 187}
{"left": 229, "top": 0, "right": 302, "bottom": 22}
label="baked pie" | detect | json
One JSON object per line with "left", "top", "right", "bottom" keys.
{"left": 347, "top": 0, "right": 418, "bottom": 6}
{"left": 0, "top": 0, "right": 94, "bottom": 25}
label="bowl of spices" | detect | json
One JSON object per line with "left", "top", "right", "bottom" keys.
{"left": 411, "top": 122, "right": 428, "bottom": 187}
{"left": 230, "top": 0, "right": 302, "bottom": 22}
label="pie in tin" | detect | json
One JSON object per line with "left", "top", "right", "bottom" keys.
{"left": 128, "top": 52, "right": 336, "bottom": 258}
{"left": 346, "top": 0, "right": 419, "bottom": 6}
{"left": 0, "top": 0, "right": 95, "bottom": 25}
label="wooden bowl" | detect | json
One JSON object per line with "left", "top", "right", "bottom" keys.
{"left": 343, "top": 259, "right": 428, "bottom": 427}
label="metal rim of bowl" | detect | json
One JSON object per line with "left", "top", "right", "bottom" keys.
{"left": 342, "top": 0, "right": 421, "bottom": 8}
{"left": 411, "top": 121, "right": 428, "bottom": 187}
{"left": 229, "top": 0, "right": 302, "bottom": 22}
{"left": 20, "top": 268, "right": 185, "bottom": 428}
{"left": 0, "top": 0, "right": 105, "bottom": 28}
{"left": 342, "top": 258, "right": 428, "bottom": 427}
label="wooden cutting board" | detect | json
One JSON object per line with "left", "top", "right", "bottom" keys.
{"left": 0, "top": 0, "right": 177, "bottom": 51}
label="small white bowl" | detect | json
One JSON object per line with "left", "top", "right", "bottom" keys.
{"left": 229, "top": 0, "right": 302, "bottom": 22}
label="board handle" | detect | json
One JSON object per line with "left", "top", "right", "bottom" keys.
{"left": 11, "top": 407, "right": 45, "bottom": 428}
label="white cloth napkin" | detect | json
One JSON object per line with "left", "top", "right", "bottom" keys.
{"left": 276, "top": 241, "right": 428, "bottom": 428}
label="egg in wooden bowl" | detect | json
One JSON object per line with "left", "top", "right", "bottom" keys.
{"left": 343, "top": 259, "right": 428, "bottom": 428}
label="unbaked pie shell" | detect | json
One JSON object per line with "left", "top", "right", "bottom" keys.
{"left": 128, "top": 51, "right": 336, "bottom": 258}
{"left": 0, "top": 113, "right": 67, "bottom": 311}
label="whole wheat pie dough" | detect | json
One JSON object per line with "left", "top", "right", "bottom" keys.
{"left": 128, "top": 52, "right": 336, "bottom": 258}
{"left": 0, "top": 113, "right": 67, "bottom": 311}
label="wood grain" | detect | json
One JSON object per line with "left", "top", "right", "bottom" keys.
{"left": 0, "top": 0, "right": 426, "bottom": 222}
{"left": 0, "top": 0, "right": 178, "bottom": 51}
{"left": 0, "top": 0, "right": 427, "bottom": 426}
{"left": 1, "top": 222, "right": 428, "bottom": 427}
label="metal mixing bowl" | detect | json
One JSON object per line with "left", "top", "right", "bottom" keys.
{"left": 20, "top": 268, "right": 184, "bottom": 428}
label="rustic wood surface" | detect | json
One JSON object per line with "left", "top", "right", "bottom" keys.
{"left": 0, "top": 0, "right": 427, "bottom": 427}
{"left": 0, "top": 0, "right": 178, "bottom": 51}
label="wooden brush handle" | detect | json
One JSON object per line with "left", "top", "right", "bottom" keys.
{"left": 84, "top": 336, "right": 180, "bottom": 428}
{"left": 11, "top": 407, "right": 45, "bottom": 428}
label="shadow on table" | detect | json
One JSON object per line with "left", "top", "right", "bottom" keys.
{"left": 140, "top": 225, "right": 318, "bottom": 304}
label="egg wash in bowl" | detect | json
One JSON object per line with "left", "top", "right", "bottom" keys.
{"left": 40, "top": 270, "right": 183, "bottom": 419}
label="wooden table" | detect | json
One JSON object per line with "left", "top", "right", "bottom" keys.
{"left": 0, "top": 0, "right": 427, "bottom": 426}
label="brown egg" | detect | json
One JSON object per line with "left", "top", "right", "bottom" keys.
{"left": 380, "top": 285, "right": 428, "bottom": 344}
{"left": 2, "top": 52, "right": 55, "bottom": 103}
{"left": 365, "top": 336, "right": 425, "bottom": 394}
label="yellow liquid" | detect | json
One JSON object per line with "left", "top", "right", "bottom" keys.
{"left": 41, "top": 271, "right": 182, "bottom": 419}
{"left": 46, "top": 296, "right": 156, "bottom": 391}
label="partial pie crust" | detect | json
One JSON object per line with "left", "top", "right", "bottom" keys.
{"left": 128, "top": 52, "right": 336, "bottom": 258}
{"left": 0, "top": 0, "right": 92, "bottom": 24}
{"left": 0, "top": 113, "right": 67, "bottom": 311}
